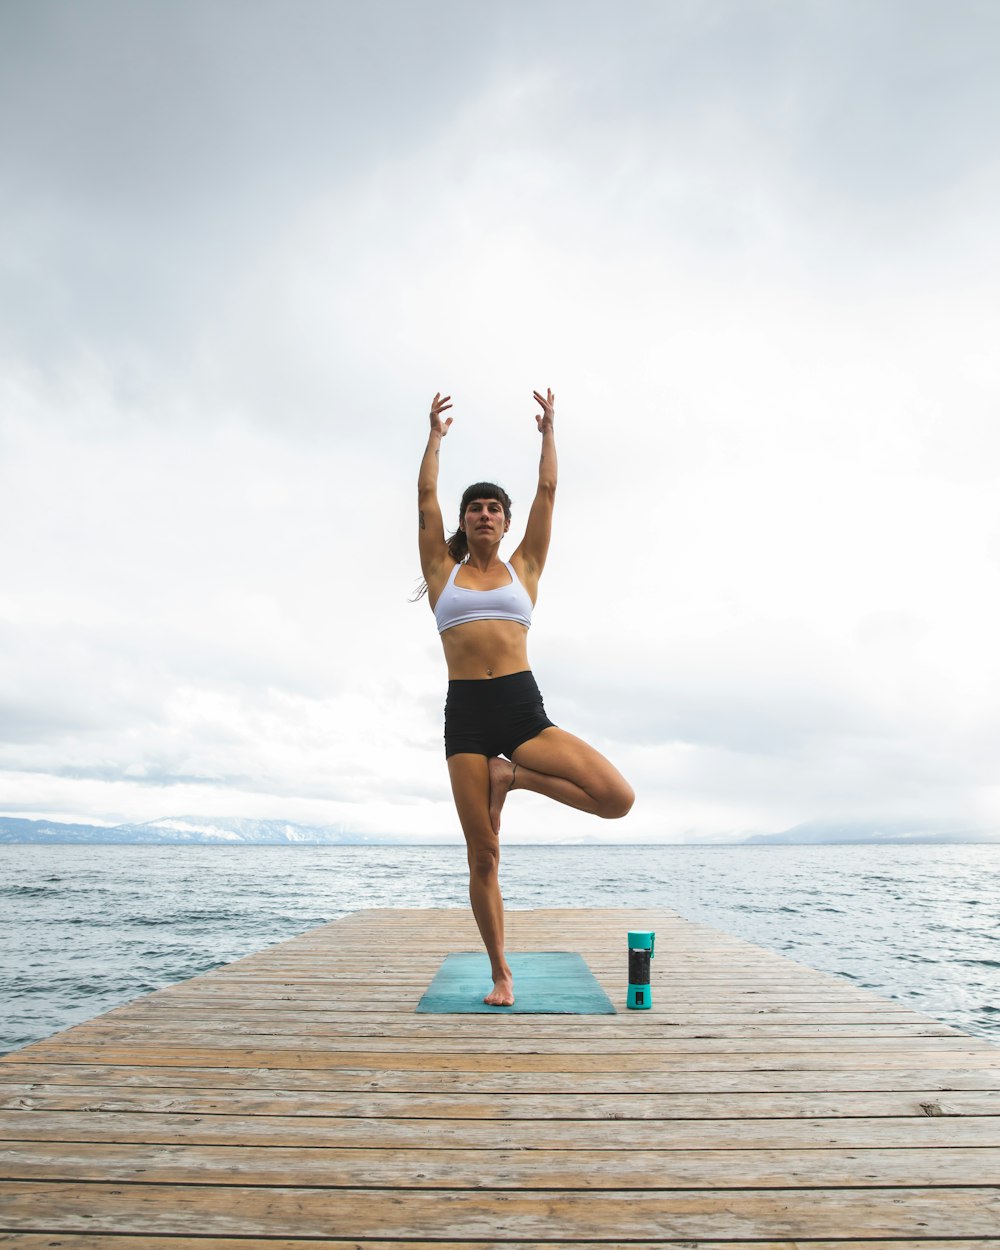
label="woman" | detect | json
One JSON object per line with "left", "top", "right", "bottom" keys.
{"left": 417, "top": 388, "right": 634, "bottom": 1006}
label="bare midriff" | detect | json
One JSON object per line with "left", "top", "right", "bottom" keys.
{"left": 440, "top": 619, "right": 530, "bottom": 681}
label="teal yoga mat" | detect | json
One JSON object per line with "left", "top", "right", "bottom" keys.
{"left": 416, "top": 951, "right": 617, "bottom": 1014}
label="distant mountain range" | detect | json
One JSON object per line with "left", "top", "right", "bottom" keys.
{"left": 743, "top": 818, "right": 1000, "bottom": 845}
{"left": 0, "top": 815, "right": 410, "bottom": 845}
{"left": 0, "top": 814, "right": 997, "bottom": 846}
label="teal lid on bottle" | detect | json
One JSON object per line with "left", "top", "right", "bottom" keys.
{"left": 628, "top": 930, "right": 655, "bottom": 956}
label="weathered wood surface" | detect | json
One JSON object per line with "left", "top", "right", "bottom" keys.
{"left": 1, "top": 905, "right": 998, "bottom": 1247}
{"left": 3, "top": 1242, "right": 1000, "bottom": 1250}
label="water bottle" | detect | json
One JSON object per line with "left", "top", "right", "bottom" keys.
{"left": 627, "top": 930, "right": 655, "bottom": 1009}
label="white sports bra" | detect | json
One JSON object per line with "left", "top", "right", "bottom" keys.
{"left": 433, "top": 560, "right": 534, "bottom": 634}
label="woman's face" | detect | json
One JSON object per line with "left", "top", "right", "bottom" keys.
{"left": 462, "top": 497, "right": 509, "bottom": 539}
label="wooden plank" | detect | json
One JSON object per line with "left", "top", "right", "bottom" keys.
{"left": 3, "top": 1141, "right": 1000, "bottom": 1188}
{"left": 2, "top": 1182, "right": 999, "bottom": 1239}
{"left": 85, "top": 994, "right": 896, "bottom": 1015}
{"left": 3, "top": 1084, "right": 999, "bottom": 1119}
{"left": 64, "top": 1019, "right": 964, "bottom": 1041}
{"left": 4, "top": 1240, "right": 1000, "bottom": 1250}
{"left": 96, "top": 1005, "right": 944, "bottom": 1025}
{"left": 2, "top": 1109, "right": 999, "bottom": 1149}
{"left": 16, "top": 1044, "right": 999, "bottom": 1072}
{"left": 40, "top": 1029, "right": 968, "bottom": 1053}
{"left": 4, "top": 1061, "right": 999, "bottom": 1094}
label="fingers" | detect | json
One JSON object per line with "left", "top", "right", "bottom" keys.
{"left": 532, "top": 389, "right": 555, "bottom": 431}
{"left": 430, "top": 392, "right": 453, "bottom": 436}
{"left": 431, "top": 392, "right": 453, "bottom": 414}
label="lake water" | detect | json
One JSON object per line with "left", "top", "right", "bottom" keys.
{"left": 1, "top": 842, "right": 998, "bottom": 1054}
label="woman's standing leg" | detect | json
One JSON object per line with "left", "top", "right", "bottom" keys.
{"left": 447, "top": 753, "right": 515, "bottom": 1005}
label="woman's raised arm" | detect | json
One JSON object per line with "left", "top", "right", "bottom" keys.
{"left": 417, "top": 392, "right": 453, "bottom": 583}
{"left": 513, "top": 388, "right": 557, "bottom": 582}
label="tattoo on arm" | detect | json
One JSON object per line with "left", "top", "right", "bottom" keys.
{"left": 419, "top": 510, "right": 426, "bottom": 530}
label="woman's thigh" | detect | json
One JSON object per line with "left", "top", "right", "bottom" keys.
{"left": 512, "top": 726, "right": 634, "bottom": 815}
{"left": 447, "top": 753, "right": 494, "bottom": 846}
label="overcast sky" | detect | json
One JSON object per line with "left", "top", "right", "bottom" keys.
{"left": 2, "top": 0, "right": 998, "bottom": 842}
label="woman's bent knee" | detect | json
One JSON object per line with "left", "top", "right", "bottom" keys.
{"left": 597, "top": 781, "right": 634, "bottom": 820}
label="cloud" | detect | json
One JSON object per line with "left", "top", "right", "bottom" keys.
{"left": 2, "top": 2, "right": 999, "bottom": 839}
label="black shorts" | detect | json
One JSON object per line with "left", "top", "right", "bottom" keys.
{"left": 444, "top": 670, "right": 556, "bottom": 759}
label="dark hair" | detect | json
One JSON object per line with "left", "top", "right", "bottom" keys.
{"left": 412, "top": 481, "right": 512, "bottom": 601}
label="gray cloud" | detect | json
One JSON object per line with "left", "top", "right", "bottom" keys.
{"left": 0, "top": 1, "right": 500, "bottom": 365}
{"left": 5, "top": 1, "right": 997, "bottom": 372}
{"left": 2, "top": 1, "right": 999, "bottom": 838}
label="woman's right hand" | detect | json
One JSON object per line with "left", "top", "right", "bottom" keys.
{"left": 429, "top": 392, "right": 453, "bottom": 437}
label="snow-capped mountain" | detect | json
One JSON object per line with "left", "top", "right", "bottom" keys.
{"left": 0, "top": 815, "right": 404, "bottom": 844}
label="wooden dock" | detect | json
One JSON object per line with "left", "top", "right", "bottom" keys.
{"left": 1, "top": 905, "right": 999, "bottom": 1247}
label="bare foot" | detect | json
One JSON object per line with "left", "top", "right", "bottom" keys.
{"left": 488, "top": 756, "right": 515, "bottom": 834}
{"left": 484, "top": 972, "right": 515, "bottom": 1007}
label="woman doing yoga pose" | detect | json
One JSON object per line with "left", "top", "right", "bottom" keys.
{"left": 417, "top": 388, "right": 634, "bottom": 1006}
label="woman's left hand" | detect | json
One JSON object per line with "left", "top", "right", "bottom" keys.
{"left": 533, "top": 388, "right": 555, "bottom": 434}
